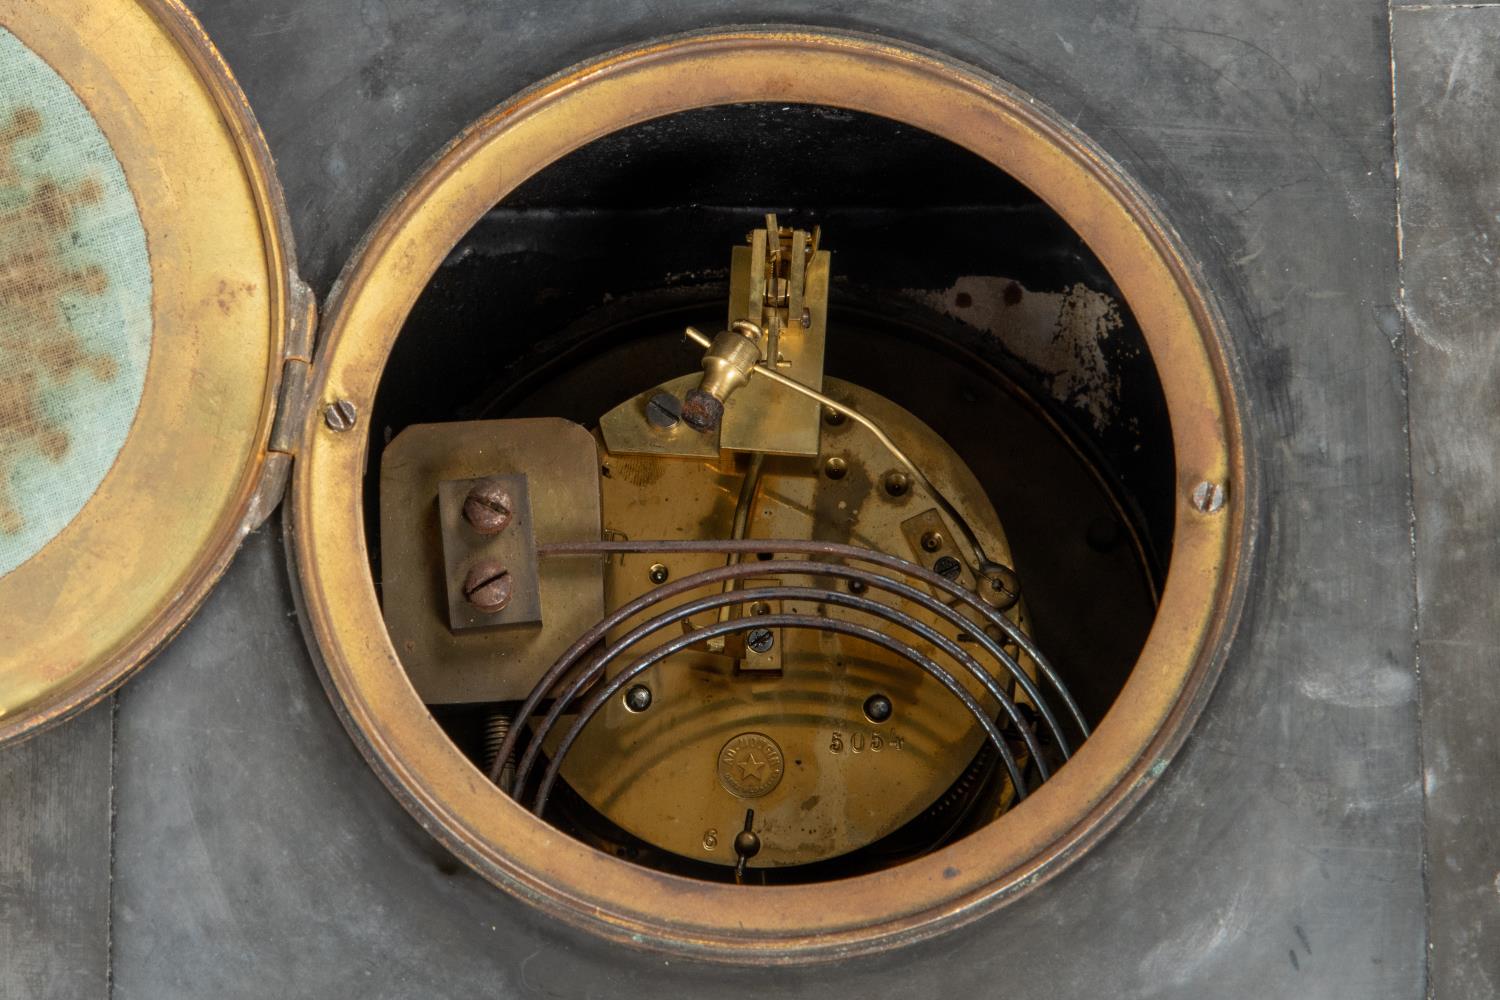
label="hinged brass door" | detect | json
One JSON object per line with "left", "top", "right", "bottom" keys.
{"left": 0, "top": 0, "right": 304, "bottom": 744}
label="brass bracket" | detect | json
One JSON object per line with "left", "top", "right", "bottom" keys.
{"left": 378, "top": 418, "right": 603, "bottom": 704}
{"left": 900, "top": 507, "right": 979, "bottom": 597}
{"left": 599, "top": 373, "right": 719, "bottom": 460}
{"left": 437, "top": 474, "right": 542, "bottom": 631}
{"left": 719, "top": 222, "right": 829, "bottom": 456}
{"left": 597, "top": 219, "right": 829, "bottom": 459}
{"left": 735, "top": 581, "right": 783, "bottom": 673}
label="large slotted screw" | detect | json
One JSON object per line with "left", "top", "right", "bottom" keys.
{"left": 463, "top": 562, "right": 513, "bottom": 614}
{"left": 462, "top": 480, "right": 513, "bottom": 535}
{"left": 645, "top": 390, "right": 682, "bottom": 429}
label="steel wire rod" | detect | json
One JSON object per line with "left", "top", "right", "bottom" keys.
{"left": 530, "top": 613, "right": 1021, "bottom": 816}
{"left": 508, "top": 583, "right": 1048, "bottom": 801}
{"left": 685, "top": 324, "right": 1002, "bottom": 579}
{"left": 538, "top": 538, "right": 1089, "bottom": 739}
{"left": 492, "top": 557, "right": 1070, "bottom": 789}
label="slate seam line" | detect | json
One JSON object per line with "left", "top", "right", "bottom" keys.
{"left": 1383, "top": 2, "right": 1434, "bottom": 997}
{"left": 106, "top": 693, "right": 118, "bottom": 1000}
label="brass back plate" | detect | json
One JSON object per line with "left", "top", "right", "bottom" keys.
{"left": 563, "top": 379, "right": 1028, "bottom": 867}
{"left": 380, "top": 418, "right": 604, "bottom": 704}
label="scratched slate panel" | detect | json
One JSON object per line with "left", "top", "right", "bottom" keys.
{"left": 1393, "top": 9, "right": 1500, "bottom": 997}
{"left": 0, "top": 702, "right": 111, "bottom": 1000}
{"left": 107, "top": 1, "right": 1423, "bottom": 996}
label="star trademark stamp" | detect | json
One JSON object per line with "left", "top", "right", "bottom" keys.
{"left": 717, "top": 732, "right": 784, "bottom": 799}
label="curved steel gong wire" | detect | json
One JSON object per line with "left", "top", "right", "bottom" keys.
{"left": 510, "top": 582, "right": 1047, "bottom": 797}
{"left": 509, "top": 584, "right": 1049, "bottom": 799}
{"left": 506, "top": 563, "right": 1061, "bottom": 791}
{"left": 492, "top": 556, "right": 1069, "bottom": 786}
{"left": 540, "top": 538, "right": 1088, "bottom": 736}
{"left": 530, "top": 613, "right": 1023, "bottom": 816}
{"left": 495, "top": 557, "right": 1067, "bottom": 790}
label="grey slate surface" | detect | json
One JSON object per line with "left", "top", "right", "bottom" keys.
{"left": 0, "top": 702, "right": 111, "bottom": 1000}
{"left": 1393, "top": 7, "right": 1500, "bottom": 997}
{"left": 102, "top": 0, "right": 1425, "bottom": 997}
{"left": 6, "top": 0, "right": 1482, "bottom": 994}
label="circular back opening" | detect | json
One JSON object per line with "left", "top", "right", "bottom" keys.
{"left": 291, "top": 30, "right": 1245, "bottom": 961}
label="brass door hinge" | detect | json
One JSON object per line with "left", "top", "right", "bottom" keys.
{"left": 245, "top": 275, "right": 318, "bottom": 530}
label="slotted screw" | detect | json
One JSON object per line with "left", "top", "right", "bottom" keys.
{"left": 645, "top": 390, "right": 682, "bottom": 429}
{"left": 323, "top": 399, "right": 357, "bottom": 432}
{"left": 462, "top": 480, "right": 513, "bottom": 535}
{"left": 463, "top": 562, "right": 513, "bottom": 614}
{"left": 1191, "top": 480, "right": 1228, "bottom": 514}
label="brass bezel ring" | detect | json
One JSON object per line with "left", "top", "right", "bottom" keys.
{"left": 289, "top": 28, "right": 1250, "bottom": 963}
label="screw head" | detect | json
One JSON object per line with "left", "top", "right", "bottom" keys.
{"left": 648, "top": 563, "right": 669, "bottom": 585}
{"left": 462, "top": 562, "right": 513, "bottom": 614}
{"left": 864, "top": 693, "right": 893, "bottom": 723}
{"left": 462, "top": 480, "right": 513, "bottom": 535}
{"left": 920, "top": 530, "right": 944, "bottom": 553}
{"left": 746, "top": 628, "right": 775, "bottom": 654}
{"left": 624, "top": 685, "right": 653, "bottom": 713}
{"left": 981, "top": 565, "right": 1021, "bottom": 610}
{"left": 933, "top": 555, "right": 962, "bottom": 581}
{"left": 882, "top": 471, "right": 910, "bottom": 497}
{"left": 823, "top": 456, "right": 848, "bottom": 480}
{"left": 323, "top": 399, "right": 357, "bottom": 432}
{"left": 822, "top": 406, "right": 846, "bottom": 427}
{"left": 645, "top": 390, "right": 682, "bottom": 429}
{"left": 1191, "top": 480, "right": 1228, "bottom": 514}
